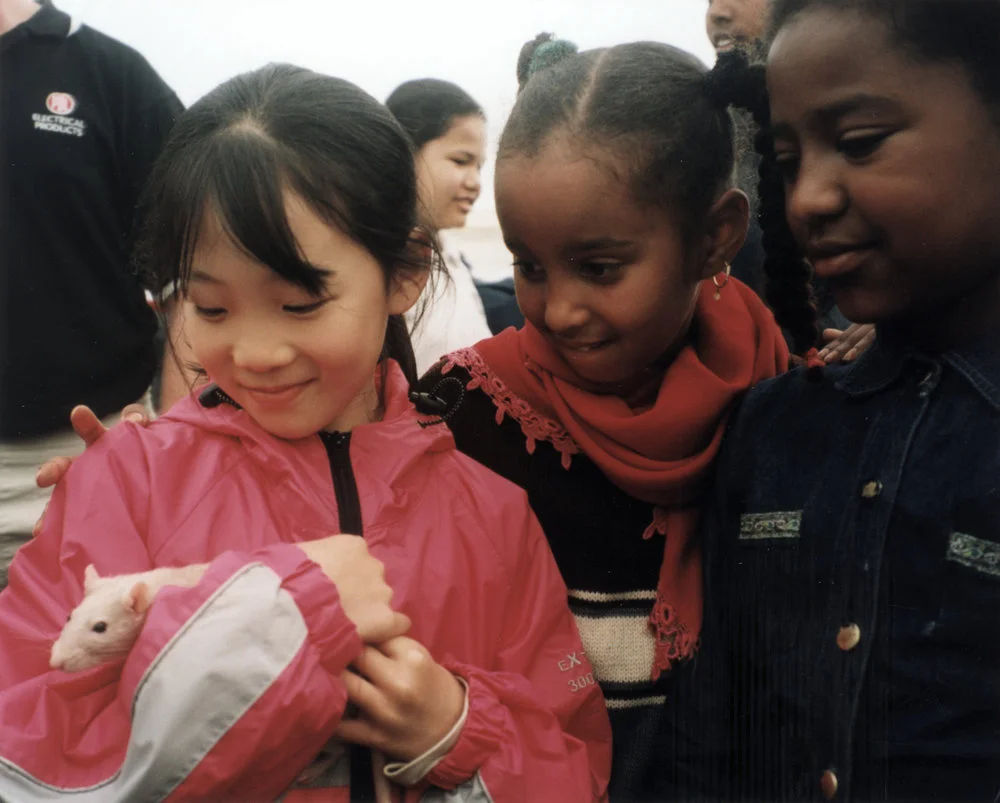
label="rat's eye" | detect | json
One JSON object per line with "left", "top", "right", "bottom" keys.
{"left": 92, "top": 621, "right": 108, "bottom": 634}
{"left": 66, "top": 613, "right": 72, "bottom": 623}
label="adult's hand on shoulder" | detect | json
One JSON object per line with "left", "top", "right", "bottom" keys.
{"left": 32, "top": 403, "right": 153, "bottom": 535}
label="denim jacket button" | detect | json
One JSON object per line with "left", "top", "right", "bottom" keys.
{"left": 820, "top": 769, "right": 839, "bottom": 800}
{"left": 861, "top": 480, "right": 883, "bottom": 499}
{"left": 917, "top": 369, "right": 940, "bottom": 397}
{"left": 837, "top": 624, "right": 861, "bottom": 651}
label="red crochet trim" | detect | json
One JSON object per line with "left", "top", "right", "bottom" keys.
{"left": 645, "top": 507, "right": 699, "bottom": 680}
{"left": 648, "top": 593, "right": 699, "bottom": 681}
{"left": 443, "top": 348, "right": 580, "bottom": 469}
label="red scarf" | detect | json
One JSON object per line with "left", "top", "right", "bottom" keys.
{"left": 471, "top": 278, "right": 788, "bottom": 678}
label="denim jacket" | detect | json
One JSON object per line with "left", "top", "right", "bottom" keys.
{"left": 658, "top": 328, "right": 1000, "bottom": 802}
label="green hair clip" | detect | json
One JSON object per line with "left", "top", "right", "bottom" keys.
{"left": 529, "top": 39, "right": 579, "bottom": 78}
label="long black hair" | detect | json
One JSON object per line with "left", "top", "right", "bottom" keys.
{"left": 135, "top": 63, "right": 432, "bottom": 385}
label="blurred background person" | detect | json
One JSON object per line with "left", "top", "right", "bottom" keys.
{"left": 705, "top": 0, "right": 769, "bottom": 57}
{"left": 387, "top": 79, "right": 507, "bottom": 371}
{"left": 0, "top": 0, "right": 181, "bottom": 586}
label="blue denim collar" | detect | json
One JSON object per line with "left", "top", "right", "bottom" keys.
{"left": 836, "top": 326, "right": 1000, "bottom": 412}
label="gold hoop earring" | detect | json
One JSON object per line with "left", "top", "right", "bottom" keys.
{"left": 712, "top": 262, "right": 732, "bottom": 301}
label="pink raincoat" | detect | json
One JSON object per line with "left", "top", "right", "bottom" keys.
{"left": 0, "top": 362, "right": 611, "bottom": 801}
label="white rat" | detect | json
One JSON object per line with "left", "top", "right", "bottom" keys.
{"left": 50, "top": 563, "right": 207, "bottom": 672}
{"left": 52, "top": 560, "right": 391, "bottom": 799}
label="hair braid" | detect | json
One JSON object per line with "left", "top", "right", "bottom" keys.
{"left": 712, "top": 52, "right": 820, "bottom": 355}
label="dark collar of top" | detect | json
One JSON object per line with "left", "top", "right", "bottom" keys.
{"left": 0, "top": 2, "right": 70, "bottom": 52}
{"left": 836, "top": 325, "right": 1000, "bottom": 413}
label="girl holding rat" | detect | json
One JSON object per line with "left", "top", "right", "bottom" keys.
{"left": 661, "top": 1, "right": 1000, "bottom": 800}
{"left": 0, "top": 64, "right": 610, "bottom": 802}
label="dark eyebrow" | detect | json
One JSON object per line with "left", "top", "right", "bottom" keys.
{"left": 266, "top": 267, "right": 334, "bottom": 285}
{"left": 189, "top": 269, "right": 222, "bottom": 285}
{"left": 771, "top": 93, "right": 903, "bottom": 140}
{"left": 503, "top": 237, "right": 634, "bottom": 257}
{"left": 565, "top": 237, "right": 633, "bottom": 255}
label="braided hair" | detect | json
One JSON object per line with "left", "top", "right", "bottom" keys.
{"left": 502, "top": 37, "right": 739, "bottom": 247}
{"left": 708, "top": 53, "right": 820, "bottom": 355}
{"left": 503, "top": 34, "right": 823, "bottom": 355}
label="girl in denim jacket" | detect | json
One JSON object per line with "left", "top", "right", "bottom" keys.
{"left": 662, "top": 2, "right": 1000, "bottom": 801}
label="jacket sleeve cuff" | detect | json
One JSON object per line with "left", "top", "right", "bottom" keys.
{"left": 383, "top": 677, "right": 469, "bottom": 786}
{"left": 424, "top": 663, "right": 505, "bottom": 790}
{"left": 252, "top": 543, "right": 363, "bottom": 673}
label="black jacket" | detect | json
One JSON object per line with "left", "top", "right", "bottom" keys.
{"left": 0, "top": 3, "right": 182, "bottom": 438}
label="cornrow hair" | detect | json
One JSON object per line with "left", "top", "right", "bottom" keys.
{"left": 502, "top": 37, "right": 740, "bottom": 243}
{"left": 711, "top": 52, "right": 820, "bottom": 356}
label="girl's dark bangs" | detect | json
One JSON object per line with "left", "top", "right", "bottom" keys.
{"left": 205, "top": 133, "right": 328, "bottom": 295}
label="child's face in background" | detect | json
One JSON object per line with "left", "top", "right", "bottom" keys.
{"left": 768, "top": 7, "right": 1000, "bottom": 347}
{"left": 185, "top": 193, "right": 416, "bottom": 439}
{"left": 495, "top": 140, "right": 709, "bottom": 393}
{"left": 415, "top": 114, "right": 485, "bottom": 232}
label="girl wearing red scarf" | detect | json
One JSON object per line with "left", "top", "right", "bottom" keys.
{"left": 413, "top": 37, "right": 803, "bottom": 801}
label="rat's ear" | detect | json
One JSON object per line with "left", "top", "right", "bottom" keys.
{"left": 123, "top": 581, "right": 152, "bottom": 616}
{"left": 83, "top": 564, "right": 101, "bottom": 593}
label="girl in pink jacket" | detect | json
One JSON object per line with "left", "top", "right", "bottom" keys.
{"left": 0, "top": 64, "right": 611, "bottom": 802}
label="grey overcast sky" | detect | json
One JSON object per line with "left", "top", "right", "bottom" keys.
{"left": 56, "top": 0, "right": 717, "bottom": 223}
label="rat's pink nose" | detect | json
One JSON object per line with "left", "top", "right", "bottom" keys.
{"left": 49, "top": 650, "right": 63, "bottom": 670}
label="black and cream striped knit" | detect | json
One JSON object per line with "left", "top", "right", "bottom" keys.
{"left": 416, "top": 358, "right": 688, "bottom": 803}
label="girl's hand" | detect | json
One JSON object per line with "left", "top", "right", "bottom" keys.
{"left": 335, "top": 637, "right": 465, "bottom": 761}
{"left": 297, "top": 536, "right": 410, "bottom": 644}
{"left": 33, "top": 404, "right": 152, "bottom": 535}
{"left": 818, "top": 323, "right": 876, "bottom": 364}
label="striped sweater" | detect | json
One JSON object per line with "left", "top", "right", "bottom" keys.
{"left": 417, "top": 353, "right": 683, "bottom": 802}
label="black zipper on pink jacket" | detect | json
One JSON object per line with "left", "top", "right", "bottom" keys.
{"left": 195, "top": 391, "right": 376, "bottom": 800}
{"left": 318, "top": 431, "right": 374, "bottom": 802}
{"left": 320, "top": 431, "right": 363, "bottom": 536}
